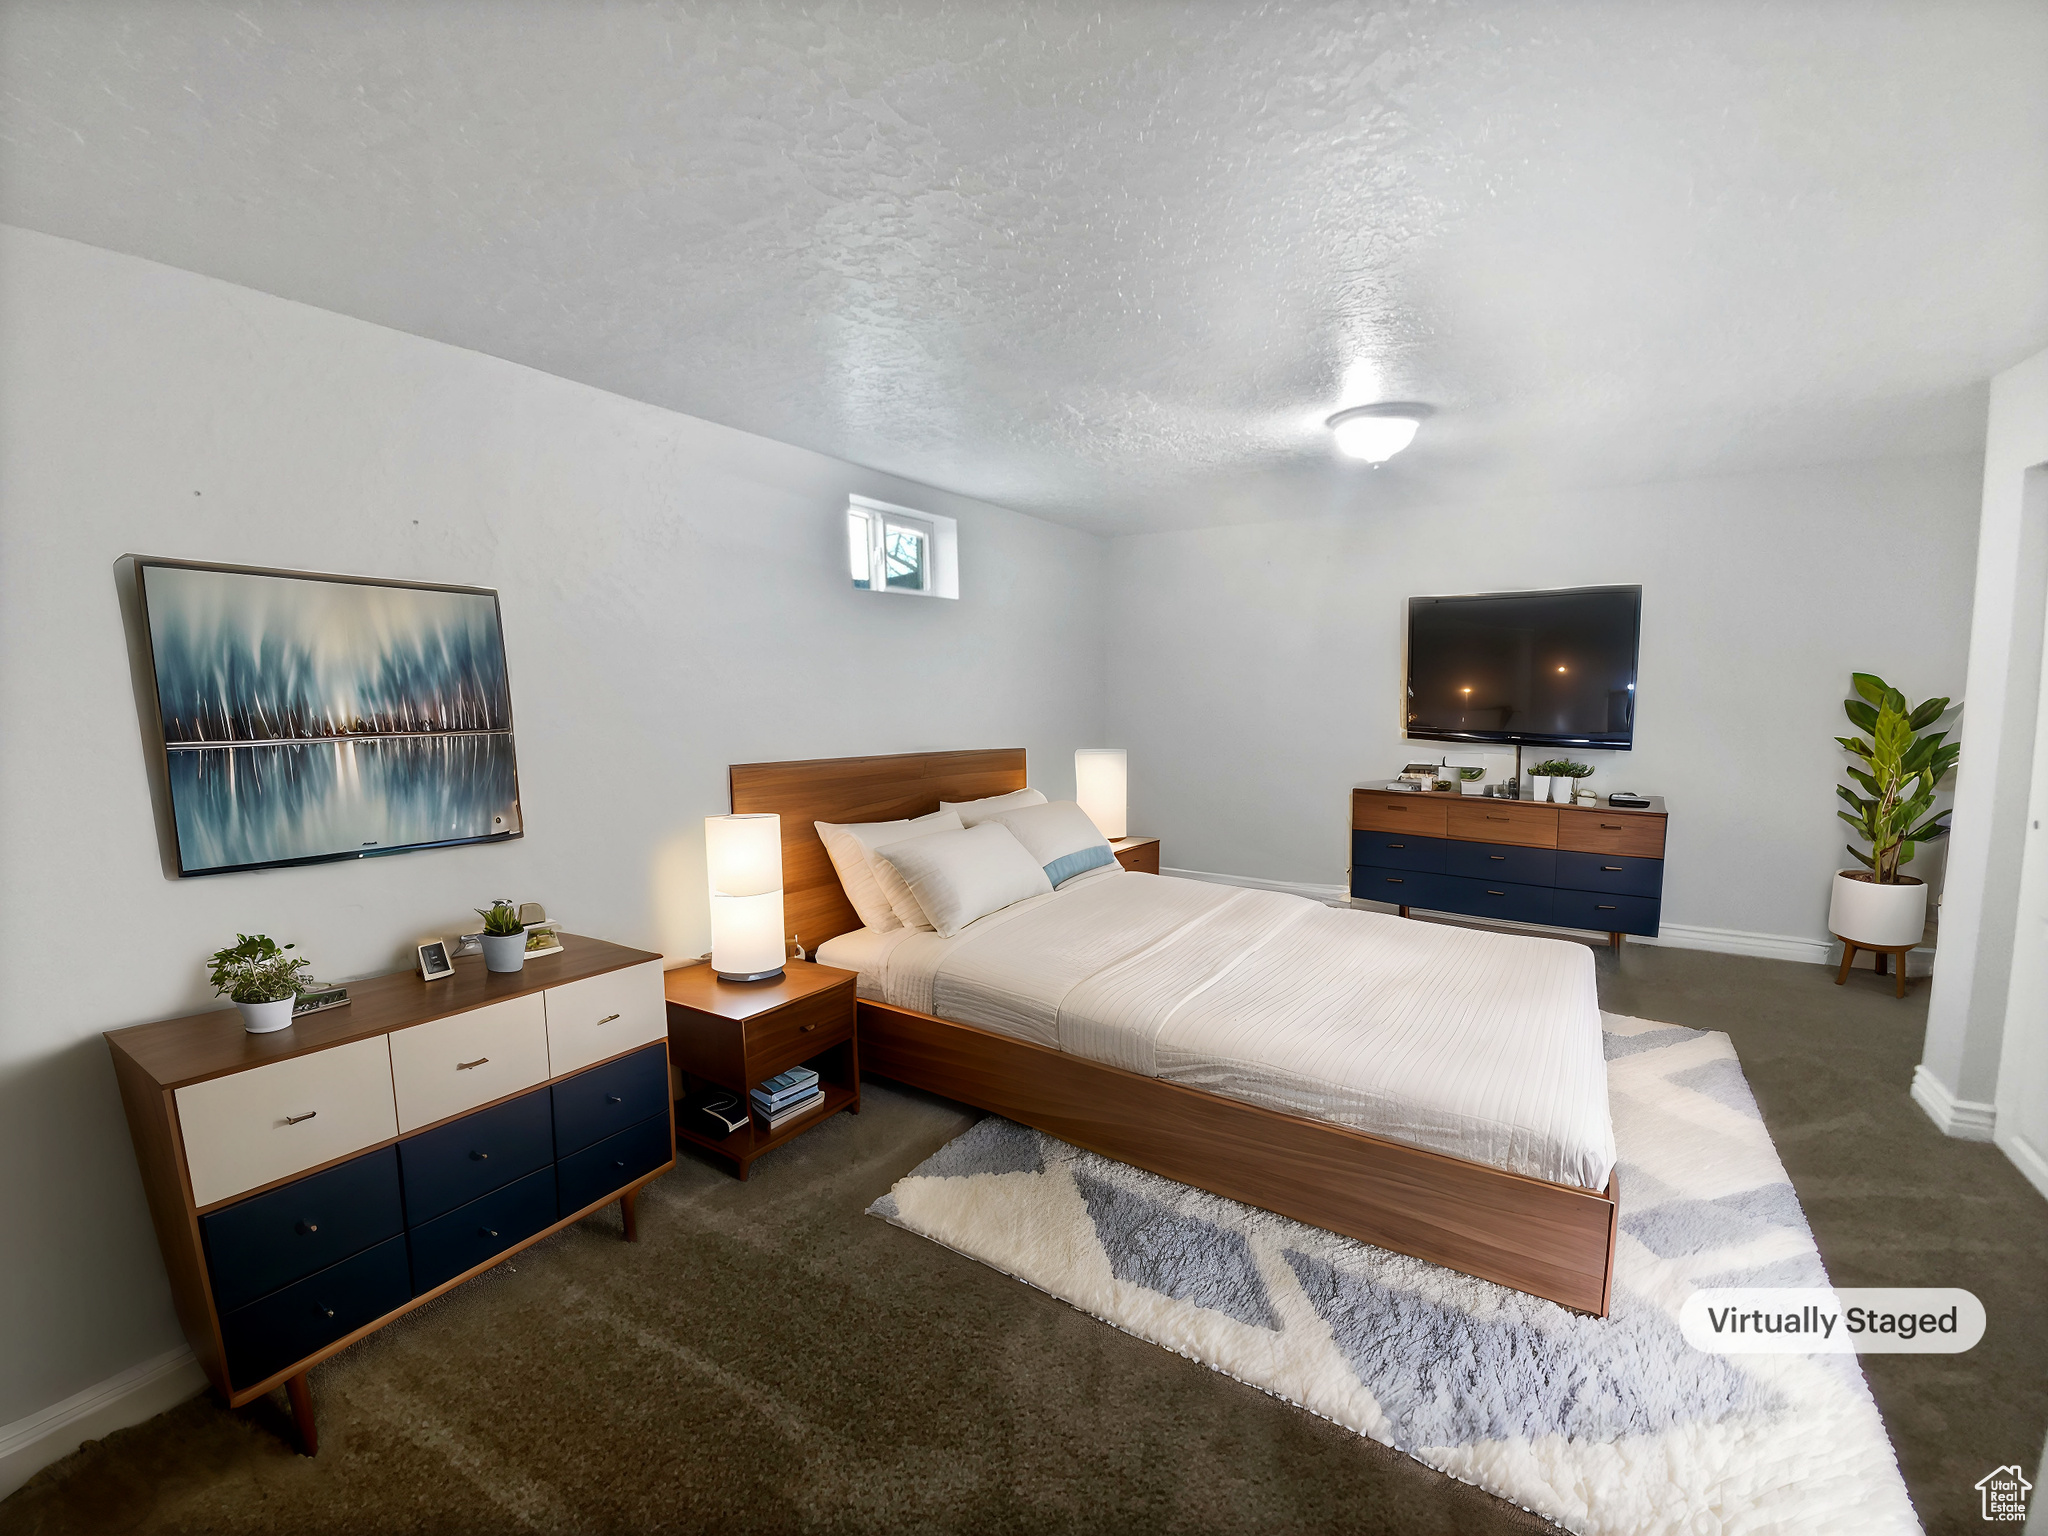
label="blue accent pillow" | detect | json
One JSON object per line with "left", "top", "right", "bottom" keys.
{"left": 1042, "top": 844, "right": 1115, "bottom": 888}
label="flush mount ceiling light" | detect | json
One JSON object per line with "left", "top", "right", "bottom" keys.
{"left": 1327, "top": 402, "right": 1434, "bottom": 464}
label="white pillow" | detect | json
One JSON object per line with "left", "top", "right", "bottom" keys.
{"left": 871, "top": 823, "right": 1053, "bottom": 938}
{"left": 939, "top": 786, "right": 1049, "bottom": 827}
{"left": 981, "top": 800, "right": 1118, "bottom": 888}
{"left": 815, "top": 809, "right": 963, "bottom": 931}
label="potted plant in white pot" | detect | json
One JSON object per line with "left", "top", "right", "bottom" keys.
{"left": 1830, "top": 673, "right": 1959, "bottom": 949}
{"left": 476, "top": 898, "right": 528, "bottom": 973}
{"left": 207, "top": 933, "right": 311, "bottom": 1034}
{"left": 1562, "top": 761, "right": 1596, "bottom": 802}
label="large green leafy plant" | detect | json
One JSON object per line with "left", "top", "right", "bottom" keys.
{"left": 207, "top": 934, "right": 310, "bottom": 1004}
{"left": 1836, "top": 673, "right": 1959, "bottom": 883}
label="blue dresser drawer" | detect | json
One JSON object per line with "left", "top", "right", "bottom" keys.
{"left": 219, "top": 1233, "right": 411, "bottom": 1389}
{"left": 398, "top": 1088, "right": 553, "bottom": 1227}
{"left": 1426, "top": 875, "right": 1556, "bottom": 926}
{"left": 553, "top": 1042, "right": 669, "bottom": 1159}
{"left": 1350, "top": 867, "right": 1453, "bottom": 906}
{"left": 1351, "top": 830, "right": 1447, "bottom": 874}
{"left": 1556, "top": 850, "right": 1664, "bottom": 898}
{"left": 1554, "top": 888, "right": 1661, "bottom": 936}
{"left": 557, "top": 1112, "right": 671, "bottom": 1218}
{"left": 407, "top": 1166, "right": 557, "bottom": 1294}
{"left": 201, "top": 1148, "right": 403, "bottom": 1314}
{"left": 1447, "top": 840, "right": 1558, "bottom": 885}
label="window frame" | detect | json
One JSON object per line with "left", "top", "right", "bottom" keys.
{"left": 846, "top": 496, "right": 958, "bottom": 600}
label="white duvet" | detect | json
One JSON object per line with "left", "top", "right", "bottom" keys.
{"left": 818, "top": 869, "right": 1615, "bottom": 1191}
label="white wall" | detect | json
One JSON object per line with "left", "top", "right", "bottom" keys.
{"left": 1105, "top": 457, "right": 1982, "bottom": 950}
{"left": 0, "top": 226, "right": 1107, "bottom": 1433}
{"left": 1920, "top": 346, "right": 2048, "bottom": 1136}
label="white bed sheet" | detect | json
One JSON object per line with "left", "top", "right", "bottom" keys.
{"left": 816, "top": 870, "right": 1614, "bottom": 1190}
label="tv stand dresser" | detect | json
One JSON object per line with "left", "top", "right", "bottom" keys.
{"left": 105, "top": 935, "right": 673, "bottom": 1454}
{"left": 1351, "top": 790, "right": 1668, "bottom": 952}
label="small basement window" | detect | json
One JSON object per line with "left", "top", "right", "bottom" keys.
{"left": 847, "top": 496, "right": 958, "bottom": 599}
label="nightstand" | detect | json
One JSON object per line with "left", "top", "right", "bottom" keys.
{"left": 1111, "top": 836, "right": 1161, "bottom": 874}
{"left": 664, "top": 960, "right": 859, "bottom": 1180}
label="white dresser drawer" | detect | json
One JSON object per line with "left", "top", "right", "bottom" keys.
{"left": 176, "top": 1037, "right": 398, "bottom": 1209}
{"left": 544, "top": 962, "right": 665, "bottom": 1077}
{"left": 387, "top": 994, "right": 549, "bottom": 1134}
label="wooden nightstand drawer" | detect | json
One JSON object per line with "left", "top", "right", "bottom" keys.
{"left": 1447, "top": 799, "right": 1559, "bottom": 848}
{"left": 1352, "top": 791, "right": 1450, "bottom": 837}
{"left": 744, "top": 986, "right": 854, "bottom": 1080}
{"left": 1110, "top": 837, "right": 1160, "bottom": 874}
{"left": 1556, "top": 812, "right": 1667, "bottom": 859}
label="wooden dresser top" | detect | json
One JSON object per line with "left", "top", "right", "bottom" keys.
{"left": 107, "top": 935, "right": 662, "bottom": 1091}
{"left": 1353, "top": 787, "right": 1667, "bottom": 818}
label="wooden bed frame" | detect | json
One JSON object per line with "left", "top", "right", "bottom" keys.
{"left": 730, "top": 748, "right": 1618, "bottom": 1316}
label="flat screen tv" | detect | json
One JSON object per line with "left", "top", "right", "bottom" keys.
{"left": 1406, "top": 585, "right": 1641, "bottom": 750}
{"left": 137, "top": 559, "right": 523, "bottom": 876}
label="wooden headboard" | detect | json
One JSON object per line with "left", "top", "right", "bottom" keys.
{"left": 729, "top": 748, "right": 1027, "bottom": 949}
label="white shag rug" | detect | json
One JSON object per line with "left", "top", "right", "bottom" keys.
{"left": 867, "top": 1014, "right": 1919, "bottom": 1535}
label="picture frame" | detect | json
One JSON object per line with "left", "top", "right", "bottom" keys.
{"left": 416, "top": 939, "right": 456, "bottom": 981}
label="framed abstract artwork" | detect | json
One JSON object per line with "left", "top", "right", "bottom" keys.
{"left": 135, "top": 559, "right": 523, "bottom": 876}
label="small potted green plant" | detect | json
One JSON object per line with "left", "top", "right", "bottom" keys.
{"left": 208, "top": 933, "right": 311, "bottom": 1034}
{"left": 1530, "top": 758, "right": 1573, "bottom": 802}
{"left": 1560, "top": 761, "right": 1596, "bottom": 803}
{"left": 476, "top": 898, "right": 528, "bottom": 974}
{"left": 1457, "top": 766, "right": 1486, "bottom": 795}
{"left": 1830, "top": 673, "right": 1959, "bottom": 949}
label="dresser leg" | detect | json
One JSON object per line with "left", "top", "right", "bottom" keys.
{"left": 620, "top": 1187, "right": 639, "bottom": 1243}
{"left": 1609, "top": 931, "right": 1622, "bottom": 955}
{"left": 1398, "top": 905, "right": 1410, "bottom": 919}
{"left": 286, "top": 1371, "right": 318, "bottom": 1457}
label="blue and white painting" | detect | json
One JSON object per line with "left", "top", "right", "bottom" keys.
{"left": 141, "top": 563, "right": 522, "bottom": 875}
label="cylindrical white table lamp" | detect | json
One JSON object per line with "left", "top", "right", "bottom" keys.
{"left": 706, "top": 813, "right": 786, "bottom": 981}
{"left": 1075, "top": 748, "right": 1128, "bottom": 840}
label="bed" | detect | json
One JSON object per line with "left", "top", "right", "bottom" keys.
{"left": 732, "top": 747, "right": 1620, "bottom": 1315}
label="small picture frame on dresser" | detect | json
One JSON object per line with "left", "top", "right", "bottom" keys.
{"left": 416, "top": 940, "right": 455, "bottom": 981}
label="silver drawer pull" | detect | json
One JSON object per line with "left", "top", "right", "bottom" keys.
{"left": 481, "top": 1227, "right": 499, "bottom": 1239}
{"left": 1488, "top": 855, "right": 1505, "bottom": 861}
{"left": 596, "top": 1013, "right": 621, "bottom": 1026}
{"left": 800, "top": 1022, "right": 817, "bottom": 1033}
{"left": 1385, "top": 843, "right": 1404, "bottom": 849}
{"left": 1602, "top": 865, "right": 1623, "bottom": 871}
{"left": 316, "top": 1303, "right": 335, "bottom": 1319}
{"left": 606, "top": 1093, "right": 623, "bottom": 1104}
{"left": 471, "top": 1150, "right": 490, "bottom": 1161}
{"left": 1385, "top": 877, "right": 1404, "bottom": 884}
{"left": 1599, "top": 823, "right": 1623, "bottom": 829}
{"left": 1597, "top": 904, "right": 1617, "bottom": 911}
{"left": 284, "top": 1111, "right": 318, "bottom": 1125}
{"left": 296, "top": 1220, "right": 319, "bottom": 1235}
{"left": 457, "top": 1057, "right": 489, "bottom": 1070}
{"left": 1486, "top": 890, "right": 1506, "bottom": 896}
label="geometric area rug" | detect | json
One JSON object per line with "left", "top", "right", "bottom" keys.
{"left": 868, "top": 1015, "right": 1919, "bottom": 1535}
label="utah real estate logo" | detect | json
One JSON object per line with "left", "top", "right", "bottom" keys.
{"left": 1975, "top": 1464, "right": 2030, "bottom": 1523}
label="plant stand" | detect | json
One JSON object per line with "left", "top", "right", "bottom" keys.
{"left": 1832, "top": 932, "right": 1913, "bottom": 999}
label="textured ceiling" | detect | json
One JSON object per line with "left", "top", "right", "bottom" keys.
{"left": 3, "top": 1, "right": 2045, "bottom": 535}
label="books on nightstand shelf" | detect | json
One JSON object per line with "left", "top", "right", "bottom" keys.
{"left": 752, "top": 1066, "right": 825, "bottom": 1130}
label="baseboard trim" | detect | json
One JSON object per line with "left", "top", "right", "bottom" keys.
{"left": 1911, "top": 1065, "right": 1998, "bottom": 1143}
{"left": 0, "top": 1346, "right": 205, "bottom": 1499}
{"left": 1636, "top": 923, "right": 1834, "bottom": 966}
{"left": 1994, "top": 1126, "right": 2048, "bottom": 1203}
{"left": 1161, "top": 867, "right": 1351, "bottom": 903}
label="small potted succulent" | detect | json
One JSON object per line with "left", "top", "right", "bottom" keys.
{"left": 1830, "top": 673, "right": 1959, "bottom": 949}
{"left": 1531, "top": 759, "right": 1577, "bottom": 803}
{"left": 208, "top": 933, "right": 311, "bottom": 1034}
{"left": 1457, "top": 766, "right": 1486, "bottom": 795}
{"left": 1560, "top": 762, "right": 1596, "bottom": 803}
{"left": 1528, "top": 762, "right": 1556, "bottom": 802}
{"left": 476, "top": 898, "right": 528, "bottom": 973}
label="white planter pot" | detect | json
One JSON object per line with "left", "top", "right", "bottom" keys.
{"left": 1553, "top": 778, "right": 1574, "bottom": 804}
{"left": 481, "top": 931, "right": 528, "bottom": 973}
{"left": 1828, "top": 871, "right": 1928, "bottom": 949}
{"left": 235, "top": 997, "right": 296, "bottom": 1034}
{"left": 1528, "top": 775, "right": 1551, "bottom": 802}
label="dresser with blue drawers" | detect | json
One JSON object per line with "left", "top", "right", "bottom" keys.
{"left": 1349, "top": 789, "right": 1669, "bottom": 952}
{"left": 107, "top": 935, "right": 673, "bottom": 1454}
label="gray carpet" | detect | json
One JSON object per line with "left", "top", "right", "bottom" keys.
{"left": 5, "top": 943, "right": 2044, "bottom": 1535}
